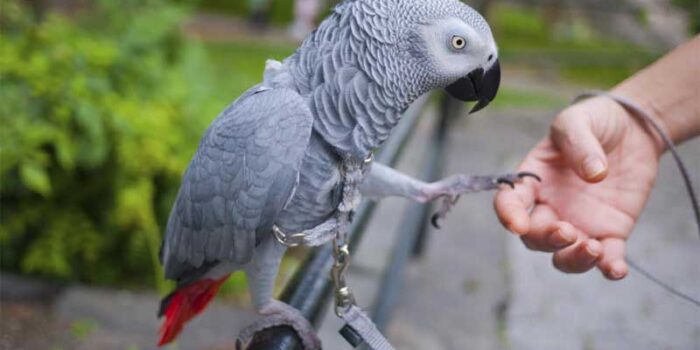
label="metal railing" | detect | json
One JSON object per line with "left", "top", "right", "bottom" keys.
{"left": 247, "top": 94, "right": 462, "bottom": 349}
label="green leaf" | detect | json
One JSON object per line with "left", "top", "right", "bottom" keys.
{"left": 70, "top": 319, "right": 98, "bottom": 340}
{"left": 20, "top": 162, "right": 51, "bottom": 196}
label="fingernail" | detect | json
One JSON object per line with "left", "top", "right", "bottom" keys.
{"left": 508, "top": 224, "right": 526, "bottom": 236}
{"left": 549, "top": 228, "right": 576, "bottom": 248}
{"left": 609, "top": 261, "right": 627, "bottom": 280}
{"left": 584, "top": 241, "right": 602, "bottom": 257}
{"left": 583, "top": 157, "right": 606, "bottom": 180}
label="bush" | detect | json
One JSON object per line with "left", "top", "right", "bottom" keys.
{"left": 489, "top": 3, "right": 660, "bottom": 87}
{"left": 0, "top": 0, "right": 215, "bottom": 290}
{"left": 672, "top": 0, "right": 700, "bottom": 34}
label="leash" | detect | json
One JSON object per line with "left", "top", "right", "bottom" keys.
{"left": 333, "top": 155, "right": 397, "bottom": 350}
{"left": 574, "top": 91, "right": 700, "bottom": 307}
{"left": 273, "top": 151, "right": 395, "bottom": 349}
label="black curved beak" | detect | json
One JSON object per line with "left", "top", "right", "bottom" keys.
{"left": 445, "top": 59, "right": 501, "bottom": 114}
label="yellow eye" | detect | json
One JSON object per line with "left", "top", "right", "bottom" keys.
{"left": 451, "top": 36, "right": 466, "bottom": 49}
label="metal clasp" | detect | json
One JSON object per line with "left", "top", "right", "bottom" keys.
{"left": 331, "top": 242, "right": 356, "bottom": 316}
{"left": 364, "top": 153, "right": 374, "bottom": 165}
{"left": 272, "top": 225, "right": 307, "bottom": 248}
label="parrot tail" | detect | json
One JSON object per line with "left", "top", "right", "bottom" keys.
{"left": 157, "top": 275, "right": 230, "bottom": 346}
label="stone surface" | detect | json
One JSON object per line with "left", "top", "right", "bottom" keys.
{"left": 53, "top": 286, "right": 257, "bottom": 350}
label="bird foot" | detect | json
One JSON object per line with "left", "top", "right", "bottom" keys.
{"left": 236, "top": 300, "right": 321, "bottom": 350}
{"left": 427, "top": 172, "right": 540, "bottom": 228}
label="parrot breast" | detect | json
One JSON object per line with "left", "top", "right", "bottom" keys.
{"left": 274, "top": 134, "right": 344, "bottom": 234}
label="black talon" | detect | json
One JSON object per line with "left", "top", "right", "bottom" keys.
{"left": 518, "top": 172, "right": 542, "bottom": 182}
{"left": 431, "top": 214, "right": 442, "bottom": 229}
{"left": 497, "top": 179, "right": 516, "bottom": 189}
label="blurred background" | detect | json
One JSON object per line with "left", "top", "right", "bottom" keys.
{"left": 0, "top": 0, "right": 698, "bottom": 349}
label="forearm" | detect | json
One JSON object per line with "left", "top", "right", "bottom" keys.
{"left": 612, "top": 36, "right": 700, "bottom": 147}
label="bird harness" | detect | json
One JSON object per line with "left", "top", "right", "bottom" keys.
{"left": 332, "top": 154, "right": 398, "bottom": 350}
{"left": 272, "top": 152, "right": 397, "bottom": 349}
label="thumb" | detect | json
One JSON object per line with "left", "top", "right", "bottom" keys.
{"left": 550, "top": 109, "right": 609, "bottom": 183}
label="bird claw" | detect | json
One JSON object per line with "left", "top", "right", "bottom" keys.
{"left": 430, "top": 195, "right": 460, "bottom": 230}
{"left": 431, "top": 213, "right": 442, "bottom": 229}
{"left": 497, "top": 171, "right": 541, "bottom": 189}
{"left": 426, "top": 172, "right": 541, "bottom": 229}
{"left": 518, "top": 171, "right": 542, "bottom": 182}
{"left": 497, "top": 178, "right": 516, "bottom": 189}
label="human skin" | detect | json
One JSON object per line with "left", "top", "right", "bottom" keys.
{"left": 494, "top": 35, "right": 700, "bottom": 280}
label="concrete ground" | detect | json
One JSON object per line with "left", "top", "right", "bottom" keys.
{"left": 2, "top": 96, "right": 698, "bottom": 350}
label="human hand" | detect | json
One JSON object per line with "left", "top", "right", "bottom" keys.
{"left": 494, "top": 96, "right": 666, "bottom": 280}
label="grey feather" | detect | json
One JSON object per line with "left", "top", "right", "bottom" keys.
{"left": 161, "top": 88, "right": 314, "bottom": 279}
{"left": 285, "top": 0, "right": 493, "bottom": 160}
{"left": 160, "top": 0, "right": 497, "bottom": 284}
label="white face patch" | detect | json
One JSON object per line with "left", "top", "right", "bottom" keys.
{"left": 419, "top": 17, "right": 496, "bottom": 82}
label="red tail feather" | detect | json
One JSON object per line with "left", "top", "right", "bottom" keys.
{"left": 158, "top": 275, "right": 230, "bottom": 346}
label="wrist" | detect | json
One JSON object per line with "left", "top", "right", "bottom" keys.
{"left": 610, "top": 39, "right": 700, "bottom": 151}
{"left": 608, "top": 88, "right": 670, "bottom": 158}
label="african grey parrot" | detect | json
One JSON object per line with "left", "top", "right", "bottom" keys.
{"left": 157, "top": 0, "right": 537, "bottom": 348}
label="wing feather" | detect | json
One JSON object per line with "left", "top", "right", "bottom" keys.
{"left": 161, "top": 88, "right": 313, "bottom": 280}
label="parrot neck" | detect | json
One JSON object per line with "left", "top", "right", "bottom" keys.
{"left": 284, "top": 1, "right": 425, "bottom": 161}
{"left": 291, "top": 58, "right": 415, "bottom": 161}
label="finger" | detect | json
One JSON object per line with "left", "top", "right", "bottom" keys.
{"left": 552, "top": 238, "right": 603, "bottom": 274}
{"left": 494, "top": 181, "right": 537, "bottom": 235}
{"left": 550, "top": 108, "right": 608, "bottom": 183}
{"left": 521, "top": 213, "right": 579, "bottom": 253}
{"left": 520, "top": 205, "right": 559, "bottom": 251}
{"left": 597, "top": 238, "right": 628, "bottom": 280}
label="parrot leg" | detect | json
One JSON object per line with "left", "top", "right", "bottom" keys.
{"left": 422, "top": 172, "right": 540, "bottom": 228}
{"left": 360, "top": 163, "right": 539, "bottom": 228}
{"left": 236, "top": 238, "right": 321, "bottom": 350}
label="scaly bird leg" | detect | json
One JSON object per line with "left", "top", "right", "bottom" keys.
{"left": 424, "top": 172, "right": 540, "bottom": 228}
{"left": 359, "top": 163, "right": 540, "bottom": 228}
{"left": 236, "top": 238, "right": 321, "bottom": 350}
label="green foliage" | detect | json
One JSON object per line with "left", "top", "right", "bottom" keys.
{"left": 490, "top": 87, "right": 566, "bottom": 110}
{"left": 70, "top": 319, "right": 99, "bottom": 340}
{"left": 197, "top": 0, "right": 248, "bottom": 16}
{"left": 672, "top": 0, "right": 700, "bottom": 34}
{"left": 0, "top": 0, "right": 215, "bottom": 289}
{"left": 490, "top": 3, "right": 660, "bottom": 88}
{"left": 490, "top": 3, "right": 550, "bottom": 49}
{"left": 198, "top": 0, "right": 296, "bottom": 25}
{"left": 203, "top": 41, "right": 296, "bottom": 103}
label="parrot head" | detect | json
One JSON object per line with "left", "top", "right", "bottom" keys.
{"left": 400, "top": 0, "right": 500, "bottom": 113}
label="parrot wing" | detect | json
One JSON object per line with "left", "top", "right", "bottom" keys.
{"left": 161, "top": 87, "right": 314, "bottom": 280}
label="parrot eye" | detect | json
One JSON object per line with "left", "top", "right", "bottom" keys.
{"left": 451, "top": 36, "right": 466, "bottom": 50}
